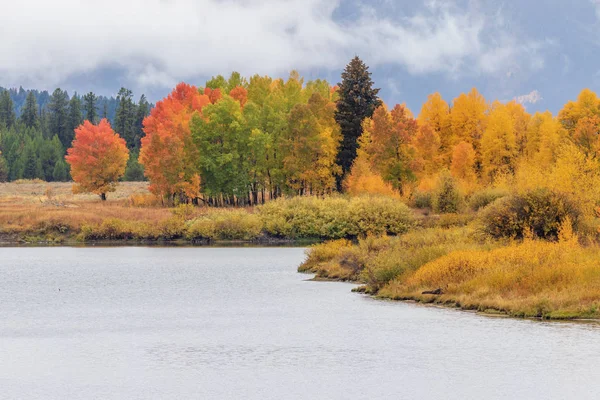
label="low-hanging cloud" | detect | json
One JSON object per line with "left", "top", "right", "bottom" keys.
{"left": 1, "top": 0, "right": 546, "bottom": 94}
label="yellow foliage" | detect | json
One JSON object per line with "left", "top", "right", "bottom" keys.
{"left": 481, "top": 103, "right": 517, "bottom": 182}
{"left": 384, "top": 240, "right": 600, "bottom": 318}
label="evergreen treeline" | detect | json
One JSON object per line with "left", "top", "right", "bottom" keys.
{"left": 0, "top": 86, "right": 151, "bottom": 182}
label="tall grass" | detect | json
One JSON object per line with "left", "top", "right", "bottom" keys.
{"left": 380, "top": 239, "right": 600, "bottom": 319}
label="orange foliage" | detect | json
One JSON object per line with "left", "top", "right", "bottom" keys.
{"left": 229, "top": 86, "right": 248, "bottom": 107}
{"left": 204, "top": 87, "right": 222, "bottom": 104}
{"left": 65, "top": 119, "right": 129, "bottom": 200}
{"left": 450, "top": 141, "right": 476, "bottom": 181}
{"left": 139, "top": 83, "right": 210, "bottom": 200}
{"left": 573, "top": 115, "right": 600, "bottom": 155}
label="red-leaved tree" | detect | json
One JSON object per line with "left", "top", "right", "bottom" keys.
{"left": 139, "top": 82, "right": 210, "bottom": 203}
{"left": 65, "top": 119, "right": 129, "bottom": 200}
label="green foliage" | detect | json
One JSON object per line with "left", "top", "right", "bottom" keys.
{"left": 432, "top": 172, "right": 463, "bottom": 213}
{"left": 124, "top": 151, "right": 145, "bottom": 181}
{"left": 83, "top": 92, "right": 98, "bottom": 124}
{"left": 258, "top": 195, "right": 412, "bottom": 239}
{"left": 479, "top": 188, "right": 580, "bottom": 240}
{"left": 468, "top": 187, "right": 509, "bottom": 211}
{"left": 20, "top": 92, "right": 38, "bottom": 128}
{"left": 0, "top": 154, "right": 8, "bottom": 182}
{"left": 0, "top": 90, "right": 16, "bottom": 129}
{"left": 52, "top": 160, "right": 69, "bottom": 182}
{"left": 412, "top": 190, "right": 432, "bottom": 209}
{"left": 186, "top": 210, "right": 263, "bottom": 241}
{"left": 48, "top": 88, "right": 70, "bottom": 148}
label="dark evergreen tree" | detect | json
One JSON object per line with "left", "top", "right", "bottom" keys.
{"left": 102, "top": 102, "right": 108, "bottom": 119}
{"left": 20, "top": 91, "right": 38, "bottom": 128}
{"left": 0, "top": 154, "right": 8, "bottom": 182}
{"left": 67, "top": 94, "right": 83, "bottom": 138}
{"left": 115, "top": 87, "right": 136, "bottom": 148}
{"left": 20, "top": 140, "right": 40, "bottom": 179}
{"left": 0, "top": 90, "right": 16, "bottom": 128}
{"left": 124, "top": 150, "right": 145, "bottom": 181}
{"left": 47, "top": 88, "right": 70, "bottom": 148}
{"left": 134, "top": 94, "right": 150, "bottom": 149}
{"left": 334, "top": 56, "right": 381, "bottom": 191}
{"left": 52, "top": 159, "right": 69, "bottom": 182}
{"left": 83, "top": 92, "right": 98, "bottom": 123}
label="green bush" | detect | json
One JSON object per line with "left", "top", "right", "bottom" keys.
{"left": 186, "top": 210, "right": 263, "bottom": 241}
{"left": 479, "top": 188, "right": 580, "bottom": 240}
{"left": 468, "top": 188, "right": 508, "bottom": 211}
{"left": 412, "top": 190, "right": 433, "bottom": 209}
{"left": 432, "top": 173, "right": 463, "bottom": 214}
{"left": 257, "top": 195, "right": 413, "bottom": 239}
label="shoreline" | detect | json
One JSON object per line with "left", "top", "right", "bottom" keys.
{"left": 304, "top": 271, "right": 600, "bottom": 322}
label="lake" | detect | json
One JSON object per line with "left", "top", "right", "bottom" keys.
{"left": 1, "top": 247, "right": 600, "bottom": 399}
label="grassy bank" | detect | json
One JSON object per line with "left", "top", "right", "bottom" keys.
{"left": 299, "top": 185, "right": 600, "bottom": 320}
{"left": 0, "top": 182, "right": 413, "bottom": 243}
{"left": 300, "top": 228, "right": 600, "bottom": 319}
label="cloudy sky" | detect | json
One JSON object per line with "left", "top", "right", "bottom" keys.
{"left": 1, "top": 0, "right": 598, "bottom": 113}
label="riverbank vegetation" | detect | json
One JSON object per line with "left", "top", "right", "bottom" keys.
{"left": 4, "top": 56, "right": 600, "bottom": 318}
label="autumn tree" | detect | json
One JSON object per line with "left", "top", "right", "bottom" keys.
{"left": 281, "top": 93, "right": 341, "bottom": 195}
{"left": 505, "top": 101, "right": 531, "bottom": 155}
{"left": 229, "top": 86, "right": 248, "bottom": 107}
{"left": 481, "top": 103, "right": 517, "bottom": 182}
{"left": 362, "top": 104, "right": 417, "bottom": 194}
{"left": 334, "top": 56, "right": 381, "bottom": 191}
{"left": 450, "top": 141, "right": 476, "bottom": 182}
{"left": 573, "top": 115, "right": 600, "bottom": 155}
{"left": 558, "top": 89, "right": 600, "bottom": 133}
{"left": 450, "top": 88, "right": 487, "bottom": 155}
{"left": 345, "top": 127, "right": 398, "bottom": 197}
{"left": 418, "top": 92, "right": 451, "bottom": 162}
{"left": 139, "top": 83, "right": 210, "bottom": 203}
{"left": 413, "top": 123, "right": 441, "bottom": 176}
{"left": 65, "top": 119, "right": 129, "bottom": 200}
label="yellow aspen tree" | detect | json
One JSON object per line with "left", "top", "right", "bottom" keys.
{"left": 450, "top": 141, "right": 477, "bottom": 182}
{"left": 418, "top": 92, "right": 452, "bottom": 163}
{"left": 450, "top": 88, "right": 488, "bottom": 163}
{"left": 481, "top": 103, "right": 517, "bottom": 182}
{"left": 558, "top": 88, "right": 600, "bottom": 133}
{"left": 505, "top": 100, "right": 531, "bottom": 156}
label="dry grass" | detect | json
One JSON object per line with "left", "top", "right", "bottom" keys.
{"left": 379, "top": 239, "right": 600, "bottom": 319}
{"left": 0, "top": 182, "right": 169, "bottom": 241}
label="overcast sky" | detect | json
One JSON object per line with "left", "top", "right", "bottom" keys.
{"left": 1, "top": 0, "right": 599, "bottom": 113}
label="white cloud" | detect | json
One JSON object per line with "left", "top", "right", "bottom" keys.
{"left": 0, "top": 0, "right": 545, "bottom": 94}
{"left": 515, "top": 90, "right": 542, "bottom": 105}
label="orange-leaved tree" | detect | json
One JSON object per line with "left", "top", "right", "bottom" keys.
{"left": 65, "top": 119, "right": 129, "bottom": 200}
{"left": 139, "top": 83, "right": 210, "bottom": 203}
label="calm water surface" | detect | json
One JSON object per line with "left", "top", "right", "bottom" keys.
{"left": 1, "top": 247, "right": 600, "bottom": 399}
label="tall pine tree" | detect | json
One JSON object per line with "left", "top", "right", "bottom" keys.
{"left": 68, "top": 94, "right": 83, "bottom": 141}
{"left": 0, "top": 90, "right": 16, "bottom": 129}
{"left": 83, "top": 92, "right": 98, "bottom": 123}
{"left": 115, "top": 87, "right": 136, "bottom": 149}
{"left": 334, "top": 56, "right": 381, "bottom": 191}
{"left": 20, "top": 91, "right": 38, "bottom": 128}
{"left": 47, "top": 88, "right": 70, "bottom": 148}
